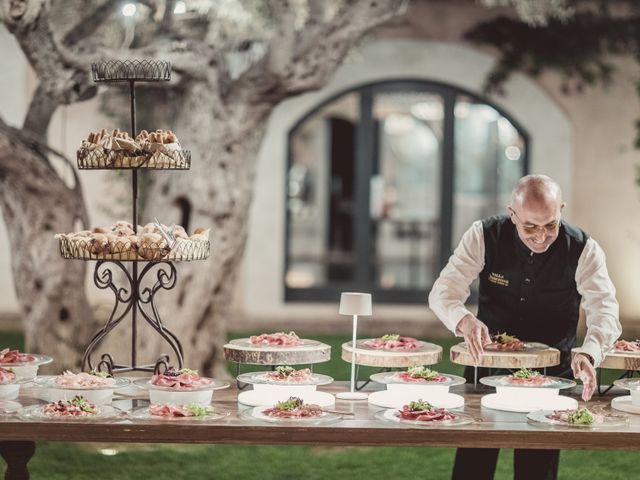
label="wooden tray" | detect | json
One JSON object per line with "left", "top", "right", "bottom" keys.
{"left": 571, "top": 347, "right": 640, "bottom": 371}
{"left": 223, "top": 341, "right": 331, "bottom": 365}
{"left": 450, "top": 343, "right": 560, "bottom": 369}
{"left": 341, "top": 341, "right": 442, "bottom": 368}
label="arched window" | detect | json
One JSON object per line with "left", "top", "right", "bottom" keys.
{"left": 285, "top": 80, "right": 528, "bottom": 303}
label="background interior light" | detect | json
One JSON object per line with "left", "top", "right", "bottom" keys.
{"left": 122, "top": 3, "right": 137, "bottom": 17}
{"left": 174, "top": 1, "right": 187, "bottom": 14}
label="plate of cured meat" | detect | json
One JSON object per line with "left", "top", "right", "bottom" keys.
{"left": 370, "top": 366, "right": 465, "bottom": 387}
{"left": 229, "top": 332, "right": 320, "bottom": 349}
{"left": 527, "top": 407, "right": 628, "bottom": 428}
{"left": 612, "top": 339, "right": 640, "bottom": 355}
{"left": 375, "top": 399, "right": 473, "bottom": 427}
{"left": 358, "top": 335, "right": 426, "bottom": 352}
{"left": 0, "top": 348, "right": 53, "bottom": 379}
{"left": 461, "top": 333, "right": 548, "bottom": 353}
{"left": 241, "top": 396, "right": 342, "bottom": 425}
{"left": 130, "top": 403, "right": 230, "bottom": 423}
{"left": 19, "top": 396, "right": 123, "bottom": 422}
{"left": 479, "top": 368, "right": 575, "bottom": 389}
{"left": 237, "top": 366, "right": 333, "bottom": 386}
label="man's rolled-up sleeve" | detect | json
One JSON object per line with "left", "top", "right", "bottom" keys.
{"left": 428, "top": 221, "right": 485, "bottom": 335}
{"left": 575, "top": 237, "right": 621, "bottom": 367}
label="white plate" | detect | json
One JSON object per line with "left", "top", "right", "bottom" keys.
{"left": 240, "top": 405, "right": 341, "bottom": 425}
{"left": 480, "top": 393, "right": 577, "bottom": 413}
{"left": 375, "top": 408, "right": 474, "bottom": 427}
{"left": 133, "top": 377, "right": 230, "bottom": 392}
{"left": 611, "top": 395, "right": 640, "bottom": 415}
{"left": 479, "top": 375, "right": 575, "bottom": 390}
{"left": 35, "top": 375, "right": 130, "bottom": 390}
{"left": 229, "top": 338, "right": 320, "bottom": 349}
{"left": 370, "top": 372, "right": 465, "bottom": 387}
{"left": 18, "top": 404, "right": 124, "bottom": 422}
{"left": 237, "top": 389, "right": 335, "bottom": 407}
{"left": 237, "top": 371, "right": 333, "bottom": 386}
{"left": 0, "top": 354, "right": 53, "bottom": 368}
{"left": 527, "top": 409, "right": 629, "bottom": 428}
{"left": 367, "top": 390, "right": 465, "bottom": 409}
{"left": 0, "top": 400, "right": 21, "bottom": 414}
{"left": 129, "top": 405, "right": 230, "bottom": 423}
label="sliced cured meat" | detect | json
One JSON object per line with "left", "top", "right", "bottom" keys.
{"left": 43, "top": 396, "right": 99, "bottom": 417}
{"left": 363, "top": 335, "right": 422, "bottom": 351}
{"left": 393, "top": 366, "right": 447, "bottom": 383}
{"left": 546, "top": 407, "right": 596, "bottom": 425}
{"left": 263, "top": 366, "right": 312, "bottom": 382}
{"left": 398, "top": 400, "right": 456, "bottom": 422}
{"left": 249, "top": 331, "right": 302, "bottom": 346}
{"left": 151, "top": 367, "right": 212, "bottom": 389}
{"left": 484, "top": 333, "right": 525, "bottom": 352}
{"left": 504, "top": 368, "right": 549, "bottom": 386}
{"left": 0, "top": 348, "right": 35, "bottom": 364}
{"left": 55, "top": 371, "right": 115, "bottom": 388}
{"left": 0, "top": 367, "right": 16, "bottom": 384}
{"left": 148, "top": 403, "right": 215, "bottom": 418}
{"left": 614, "top": 340, "right": 640, "bottom": 352}
{"left": 263, "top": 396, "right": 323, "bottom": 418}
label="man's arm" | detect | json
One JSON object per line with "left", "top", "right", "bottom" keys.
{"left": 574, "top": 237, "right": 621, "bottom": 367}
{"left": 428, "top": 221, "right": 485, "bottom": 334}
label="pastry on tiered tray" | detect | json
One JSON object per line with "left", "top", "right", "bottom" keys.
{"left": 78, "top": 128, "right": 145, "bottom": 168}
{"left": 77, "top": 128, "right": 187, "bottom": 168}
{"left": 55, "top": 221, "right": 210, "bottom": 261}
{"left": 135, "top": 129, "right": 187, "bottom": 168}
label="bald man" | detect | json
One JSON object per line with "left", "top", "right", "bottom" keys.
{"left": 429, "top": 174, "right": 620, "bottom": 480}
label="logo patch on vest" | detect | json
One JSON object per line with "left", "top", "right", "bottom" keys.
{"left": 488, "top": 272, "right": 509, "bottom": 287}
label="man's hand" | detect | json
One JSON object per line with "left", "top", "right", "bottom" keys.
{"left": 572, "top": 353, "right": 596, "bottom": 401}
{"left": 456, "top": 314, "right": 490, "bottom": 365}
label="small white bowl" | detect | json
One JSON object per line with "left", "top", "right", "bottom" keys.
{"left": 35, "top": 376, "right": 130, "bottom": 405}
{"left": 136, "top": 378, "right": 230, "bottom": 406}
{"left": 630, "top": 389, "right": 640, "bottom": 406}
{"left": 386, "top": 384, "right": 450, "bottom": 395}
{"left": 0, "top": 354, "right": 53, "bottom": 380}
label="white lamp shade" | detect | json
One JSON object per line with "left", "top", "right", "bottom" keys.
{"left": 339, "top": 292, "right": 372, "bottom": 316}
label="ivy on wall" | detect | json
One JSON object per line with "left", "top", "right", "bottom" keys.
{"left": 465, "top": 6, "right": 640, "bottom": 148}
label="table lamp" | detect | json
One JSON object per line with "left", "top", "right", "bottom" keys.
{"left": 336, "top": 292, "right": 372, "bottom": 400}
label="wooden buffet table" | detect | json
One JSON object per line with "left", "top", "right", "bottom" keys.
{"left": 0, "top": 382, "right": 639, "bottom": 479}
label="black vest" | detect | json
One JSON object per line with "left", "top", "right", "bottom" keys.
{"left": 477, "top": 215, "right": 588, "bottom": 376}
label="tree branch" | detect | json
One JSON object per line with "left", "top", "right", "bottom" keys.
{"left": 62, "top": 0, "right": 120, "bottom": 47}
{"left": 225, "top": 0, "right": 407, "bottom": 110}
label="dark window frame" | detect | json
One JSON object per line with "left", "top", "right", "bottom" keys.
{"left": 284, "top": 79, "right": 529, "bottom": 304}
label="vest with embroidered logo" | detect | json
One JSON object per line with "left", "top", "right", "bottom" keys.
{"left": 478, "top": 215, "right": 588, "bottom": 376}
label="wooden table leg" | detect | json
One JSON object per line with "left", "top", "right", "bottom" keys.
{"left": 0, "top": 441, "right": 36, "bottom": 480}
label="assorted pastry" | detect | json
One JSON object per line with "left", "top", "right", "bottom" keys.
{"left": 363, "top": 334, "right": 422, "bottom": 351}
{"left": 55, "top": 221, "right": 210, "bottom": 260}
{"left": 78, "top": 128, "right": 187, "bottom": 168}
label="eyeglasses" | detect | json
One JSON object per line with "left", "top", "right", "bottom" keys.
{"left": 510, "top": 209, "right": 561, "bottom": 235}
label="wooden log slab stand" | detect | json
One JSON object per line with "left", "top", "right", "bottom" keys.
{"left": 341, "top": 340, "right": 442, "bottom": 368}
{"left": 450, "top": 343, "right": 560, "bottom": 369}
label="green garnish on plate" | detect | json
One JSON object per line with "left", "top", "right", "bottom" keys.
{"left": 275, "top": 397, "right": 304, "bottom": 411}
{"left": 184, "top": 403, "right": 215, "bottom": 418}
{"left": 69, "top": 396, "right": 98, "bottom": 414}
{"left": 274, "top": 366, "right": 295, "bottom": 377}
{"left": 408, "top": 399, "right": 434, "bottom": 412}
{"left": 381, "top": 334, "right": 400, "bottom": 342}
{"left": 512, "top": 368, "right": 541, "bottom": 379}
{"left": 566, "top": 407, "right": 595, "bottom": 425}
{"left": 407, "top": 366, "right": 441, "bottom": 380}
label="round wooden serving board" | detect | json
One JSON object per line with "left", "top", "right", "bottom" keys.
{"left": 341, "top": 340, "right": 442, "bottom": 368}
{"left": 571, "top": 347, "right": 640, "bottom": 371}
{"left": 223, "top": 340, "right": 331, "bottom": 365}
{"left": 450, "top": 343, "right": 560, "bottom": 369}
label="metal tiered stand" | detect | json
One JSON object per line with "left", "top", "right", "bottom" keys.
{"left": 61, "top": 59, "right": 209, "bottom": 374}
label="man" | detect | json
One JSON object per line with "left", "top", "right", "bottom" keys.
{"left": 428, "top": 174, "right": 621, "bottom": 480}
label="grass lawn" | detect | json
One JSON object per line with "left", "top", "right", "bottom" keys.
{"left": 0, "top": 330, "right": 634, "bottom": 480}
